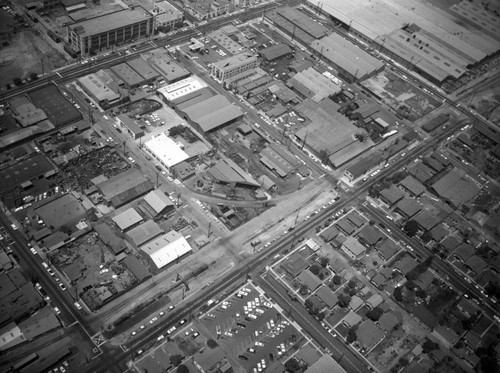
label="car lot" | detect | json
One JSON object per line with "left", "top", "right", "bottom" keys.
{"left": 201, "top": 285, "right": 299, "bottom": 372}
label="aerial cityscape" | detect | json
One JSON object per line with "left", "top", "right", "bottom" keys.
{"left": 0, "top": 0, "right": 499, "bottom": 372}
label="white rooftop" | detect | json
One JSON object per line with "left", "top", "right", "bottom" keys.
{"left": 156, "top": 75, "right": 207, "bottom": 102}
{"left": 145, "top": 132, "right": 190, "bottom": 168}
{"left": 141, "top": 231, "right": 192, "bottom": 268}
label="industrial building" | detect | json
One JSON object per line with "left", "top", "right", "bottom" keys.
{"left": 144, "top": 132, "right": 190, "bottom": 170}
{"left": 158, "top": 75, "right": 244, "bottom": 133}
{"left": 152, "top": 1, "right": 183, "bottom": 29}
{"left": 311, "top": 33, "right": 384, "bottom": 82}
{"left": 77, "top": 71, "right": 127, "bottom": 108}
{"left": 304, "top": 0, "right": 500, "bottom": 84}
{"left": 208, "top": 158, "right": 260, "bottom": 189}
{"left": 67, "top": 6, "right": 153, "bottom": 56}
{"left": 116, "top": 114, "right": 144, "bottom": 139}
{"left": 184, "top": 0, "right": 230, "bottom": 20}
{"left": 287, "top": 67, "right": 342, "bottom": 102}
{"left": 265, "top": 6, "right": 330, "bottom": 45}
{"left": 259, "top": 43, "right": 293, "bottom": 61}
{"left": 95, "top": 168, "right": 154, "bottom": 207}
{"left": 141, "top": 231, "right": 193, "bottom": 269}
{"left": 143, "top": 50, "right": 190, "bottom": 83}
{"left": 259, "top": 143, "right": 302, "bottom": 178}
{"left": 210, "top": 53, "right": 259, "bottom": 83}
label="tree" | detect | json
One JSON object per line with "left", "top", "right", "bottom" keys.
{"left": 415, "top": 288, "right": 426, "bottom": 298}
{"left": 309, "top": 264, "right": 321, "bottom": 276}
{"left": 319, "top": 256, "right": 329, "bottom": 268}
{"left": 420, "top": 230, "right": 433, "bottom": 243}
{"left": 346, "top": 328, "right": 357, "bottom": 344}
{"left": 177, "top": 364, "right": 189, "bottom": 373}
{"left": 347, "top": 280, "right": 357, "bottom": 289}
{"left": 284, "top": 357, "right": 303, "bottom": 373}
{"left": 403, "top": 220, "right": 419, "bottom": 237}
{"left": 366, "top": 307, "right": 383, "bottom": 321}
{"left": 13, "top": 77, "right": 22, "bottom": 86}
{"left": 304, "top": 298, "right": 313, "bottom": 310}
{"left": 338, "top": 294, "right": 351, "bottom": 308}
{"left": 206, "top": 339, "right": 218, "bottom": 348}
{"left": 169, "top": 124, "right": 185, "bottom": 137}
{"left": 394, "top": 286, "right": 403, "bottom": 302}
{"left": 299, "top": 284, "right": 309, "bottom": 296}
{"left": 170, "top": 354, "right": 183, "bottom": 367}
{"left": 332, "top": 275, "right": 342, "bottom": 285}
{"left": 422, "top": 339, "right": 439, "bottom": 353}
{"left": 29, "top": 72, "right": 38, "bottom": 81}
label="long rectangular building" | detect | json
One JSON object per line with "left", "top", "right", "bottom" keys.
{"left": 311, "top": 33, "right": 384, "bottom": 82}
{"left": 67, "top": 5, "right": 153, "bottom": 56}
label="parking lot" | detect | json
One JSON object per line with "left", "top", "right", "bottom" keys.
{"left": 201, "top": 284, "right": 300, "bottom": 373}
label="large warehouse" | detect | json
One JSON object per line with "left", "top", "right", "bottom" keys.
{"left": 158, "top": 75, "right": 244, "bottom": 133}
{"left": 305, "top": 0, "right": 500, "bottom": 84}
{"left": 141, "top": 231, "right": 192, "bottom": 269}
{"left": 311, "top": 34, "right": 384, "bottom": 82}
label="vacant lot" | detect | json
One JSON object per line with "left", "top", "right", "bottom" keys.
{"left": 0, "top": 29, "right": 67, "bottom": 87}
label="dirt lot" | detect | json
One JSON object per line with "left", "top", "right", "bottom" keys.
{"left": 469, "top": 88, "right": 500, "bottom": 126}
{"left": 0, "top": 29, "right": 67, "bottom": 87}
{"left": 362, "top": 70, "right": 442, "bottom": 121}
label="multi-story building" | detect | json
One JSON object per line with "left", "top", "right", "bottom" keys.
{"left": 210, "top": 52, "right": 259, "bottom": 83}
{"left": 67, "top": 6, "right": 153, "bottom": 56}
{"left": 152, "top": 1, "right": 183, "bottom": 30}
{"left": 184, "top": 0, "right": 230, "bottom": 20}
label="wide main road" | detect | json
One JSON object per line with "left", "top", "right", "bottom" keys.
{"left": 82, "top": 116, "right": 465, "bottom": 373}
{"left": 0, "top": 1, "right": 282, "bottom": 102}
{"left": 257, "top": 275, "right": 371, "bottom": 373}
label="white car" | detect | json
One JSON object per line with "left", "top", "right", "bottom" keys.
{"left": 59, "top": 283, "right": 67, "bottom": 291}
{"left": 54, "top": 306, "right": 61, "bottom": 315}
{"left": 30, "top": 247, "right": 37, "bottom": 255}
{"left": 10, "top": 223, "right": 17, "bottom": 230}
{"left": 157, "top": 334, "right": 165, "bottom": 341}
{"left": 35, "top": 282, "right": 42, "bottom": 291}
{"left": 74, "top": 302, "right": 82, "bottom": 310}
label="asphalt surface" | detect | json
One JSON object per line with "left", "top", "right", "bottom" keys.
{"left": 256, "top": 275, "right": 372, "bottom": 373}
{"left": 2, "top": 2, "right": 499, "bottom": 372}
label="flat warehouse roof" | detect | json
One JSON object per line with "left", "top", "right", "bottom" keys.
{"left": 145, "top": 132, "right": 189, "bottom": 168}
{"left": 212, "top": 53, "right": 258, "bottom": 71}
{"left": 111, "top": 63, "right": 146, "bottom": 87}
{"left": 78, "top": 74, "right": 120, "bottom": 102}
{"left": 127, "top": 58, "right": 160, "bottom": 81}
{"left": 311, "top": 34, "right": 384, "bottom": 79}
{"left": 69, "top": 6, "right": 152, "bottom": 37}
{"left": 157, "top": 75, "right": 207, "bottom": 101}
{"left": 112, "top": 208, "right": 143, "bottom": 230}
